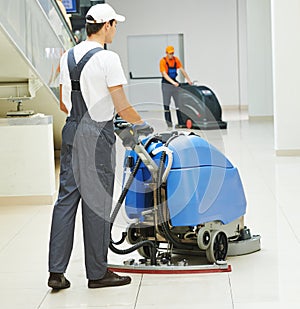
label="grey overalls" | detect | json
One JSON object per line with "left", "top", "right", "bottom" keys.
{"left": 49, "top": 47, "right": 116, "bottom": 280}
{"left": 161, "top": 57, "right": 183, "bottom": 126}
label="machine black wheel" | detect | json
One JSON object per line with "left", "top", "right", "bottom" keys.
{"left": 137, "top": 245, "right": 152, "bottom": 259}
{"left": 197, "top": 227, "right": 211, "bottom": 250}
{"left": 206, "top": 230, "right": 228, "bottom": 263}
{"left": 126, "top": 224, "right": 141, "bottom": 245}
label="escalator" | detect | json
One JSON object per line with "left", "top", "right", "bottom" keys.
{"left": 0, "top": 0, "right": 76, "bottom": 149}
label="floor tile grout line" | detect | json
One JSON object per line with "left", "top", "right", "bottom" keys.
{"left": 0, "top": 206, "right": 43, "bottom": 254}
{"left": 37, "top": 289, "right": 51, "bottom": 309}
{"left": 133, "top": 274, "right": 143, "bottom": 309}
{"left": 278, "top": 206, "right": 300, "bottom": 244}
{"left": 228, "top": 274, "right": 235, "bottom": 309}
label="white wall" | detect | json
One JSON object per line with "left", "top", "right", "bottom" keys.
{"left": 271, "top": 0, "right": 300, "bottom": 154}
{"left": 109, "top": 0, "right": 245, "bottom": 107}
{"left": 237, "top": 0, "right": 248, "bottom": 106}
{"left": 247, "top": 0, "right": 273, "bottom": 117}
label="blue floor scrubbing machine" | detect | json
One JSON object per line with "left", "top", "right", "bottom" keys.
{"left": 110, "top": 118, "right": 261, "bottom": 271}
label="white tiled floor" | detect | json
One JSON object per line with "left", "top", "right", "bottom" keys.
{"left": 1, "top": 109, "right": 300, "bottom": 308}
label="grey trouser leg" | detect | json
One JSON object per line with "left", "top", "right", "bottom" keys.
{"left": 49, "top": 119, "right": 116, "bottom": 280}
{"left": 162, "top": 83, "right": 172, "bottom": 125}
{"left": 162, "top": 83, "right": 183, "bottom": 125}
{"left": 49, "top": 121, "right": 81, "bottom": 273}
{"left": 75, "top": 119, "right": 116, "bottom": 280}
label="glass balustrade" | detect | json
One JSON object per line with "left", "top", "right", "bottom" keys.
{"left": 0, "top": 0, "right": 76, "bottom": 99}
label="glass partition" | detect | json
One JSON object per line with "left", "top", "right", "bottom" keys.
{"left": 0, "top": 0, "right": 76, "bottom": 99}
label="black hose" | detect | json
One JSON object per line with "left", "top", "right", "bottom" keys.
{"left": 110, "top": 156, "right": 142, "bottom": 232}
{"left": 110, "top": 136, "right": 159, "bottom": 231}
{"left": 109, "top": 239, "right": 157, "bottom": 265}
{"left": 109, "top": 137, "right": 158, "bottom": 265}
{"left": 156, "top": 142, "right": 195, "bottom": 251}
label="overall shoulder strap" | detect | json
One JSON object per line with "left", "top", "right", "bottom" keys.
{"left": 173, "top": 56, "right": 178, "bottom": 68}
{"left": 76, "top": 47, "right": 103, "bottom": 72}
{"left": 67, "top": 47, "right": 103, "bottom": 91}
{"left": 164, "top": 56, "right": 177, "bottom": 69}
{"left": 164, "top": 57, "right": 169, "bottom": 68}
{"left": 68, "top": 47, "right": 103, "bottom": 81}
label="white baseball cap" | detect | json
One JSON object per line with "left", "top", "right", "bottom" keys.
{"left": 86, "top": 3, "right": 125, "bottom": 24}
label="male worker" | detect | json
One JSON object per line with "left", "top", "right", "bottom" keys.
{"left": 48, "top": 3, "right": 153, "bottom": 289}
{"left": 160, "top": 46, "right": 192, "bottom": 127}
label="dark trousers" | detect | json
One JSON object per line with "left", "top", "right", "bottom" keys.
{"left": 49, "top": 117, "right": 116, "bottom": 280}
{"left": 161, "top": 82, "right": 183, "bottom": 126}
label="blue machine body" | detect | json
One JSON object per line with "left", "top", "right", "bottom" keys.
{"left": 123, "top": 134, "right": 246, "bottom": 227}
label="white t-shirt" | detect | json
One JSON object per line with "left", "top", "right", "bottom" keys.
{"left": 59, "top": 41, "right": 127, "bottom": 122}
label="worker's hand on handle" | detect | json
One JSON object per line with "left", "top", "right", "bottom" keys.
{"left": 132, "top": 121, "right": 154, "bottom": 138}
{"left": 114, "top": 116, "right": 154, "bottom": 149}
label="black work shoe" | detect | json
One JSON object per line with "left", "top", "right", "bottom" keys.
{"left": 48, "top": 272, "right": 71, "bottom": 289}
{"left": 88, "top": 270, "right": 131, "bottom": 289}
